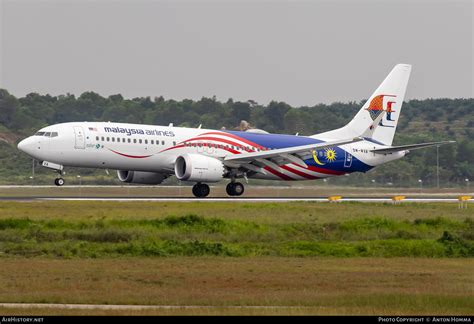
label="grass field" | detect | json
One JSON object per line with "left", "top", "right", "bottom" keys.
{"left": 0, "top": 201, "right": 472, "bottom": 315}
{"left": 0, "top": 258, "right": 472, "bottom": 315}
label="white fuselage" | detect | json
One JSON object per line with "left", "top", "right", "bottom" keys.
{"left": 18, "top": 121, "right": 404, "bottom": 182}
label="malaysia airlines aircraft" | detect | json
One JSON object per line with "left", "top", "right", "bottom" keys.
{"left": 18, "top": 64, "right": 453, "bottom": 197}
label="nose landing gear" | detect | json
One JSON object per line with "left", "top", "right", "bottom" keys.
{"left": 54, "top": 170, "right": 65, "bottom": 186}
{"left": 41, "top": 161, "right": 65, "bottom": 187}
{"left": 54, "top": 177, "right": 65, "bottom": 186}
{"left": 226, "top": 182, "right": 244, "bottom": 196}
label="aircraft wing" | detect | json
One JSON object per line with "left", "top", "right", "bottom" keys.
{"left": 370, "top": 141, "right": 455, "bottom": 154}
{"left": 223, "top": 137, "right": 363, "bottom": 173}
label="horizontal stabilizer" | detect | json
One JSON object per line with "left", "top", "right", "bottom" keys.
{"left": 371, "top": 141, "right": 455, "bottom": 154}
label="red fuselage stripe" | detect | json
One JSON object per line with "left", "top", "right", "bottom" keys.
{"left": 280, "top": 165, "right": 319, "bottom": 180}
{"left": 201, "top": 132, "right": 265, "bottom": 149}
{"left": 304, "top": 164, "right": 345, "bottom": 175}
{"left": 109, "top": 149, "right": 153, "bottom": 159}
{"left": 180, "top": 136, "right": 255, "bottom": 152}
{"left": 263, "top": 166, "right": 293, "bottom": 181}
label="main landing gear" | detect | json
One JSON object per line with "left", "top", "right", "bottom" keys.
{"left": 192, "top": 183, "right": 210, "bottom": 198}
{"left": 226, "top": 182, "right": 244, "bottom": 196}
{"left": 191, "top": 181, "right": 245, "bottom": 198}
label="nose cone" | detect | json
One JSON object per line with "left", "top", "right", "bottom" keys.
{"left": 17, "top": 137, "right": 35, "bottom": 156}
{"left": 17, "top": 138, "right": 27, "bottom": 152}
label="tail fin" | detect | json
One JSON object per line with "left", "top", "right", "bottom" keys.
{"left": 316, "top": 64, "right": 412, "bottom": 146}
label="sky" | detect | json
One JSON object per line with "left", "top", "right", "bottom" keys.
{"left": 0, "top": 0, "right": 472, "bottom": 106}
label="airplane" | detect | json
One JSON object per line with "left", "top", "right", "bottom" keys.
{"left": 17, "top": 64, "right": 454, "bottom": 197}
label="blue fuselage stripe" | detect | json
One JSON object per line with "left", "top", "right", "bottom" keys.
{"left": 223, "top": 130, "right": 373, "bottom": 174}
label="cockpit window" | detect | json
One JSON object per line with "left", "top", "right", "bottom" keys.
{"left": 34, "top": 131, "right": 59, "bottom": 137}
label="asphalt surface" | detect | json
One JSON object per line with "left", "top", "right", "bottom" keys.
{"left": 0, "top": 196, "right": 468, "bottom": 202}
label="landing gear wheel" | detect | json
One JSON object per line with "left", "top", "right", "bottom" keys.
{"left": 226, "top": 182, "right": 244, "bottom": 196}
{"left": 55, "top": 178, "right": 65, "bottom": 186}
{"left": 226, "top": 183, "right": 234, "bottom": 196}
{"left": 192, "top": 183, "right": 210, "bottom": 198}
{"left": 232, "top": 182, "right": 244, "bottom": 196}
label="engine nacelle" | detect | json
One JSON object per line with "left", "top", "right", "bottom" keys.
{"left": 117, "top": 170, "right": 168, "bottom": 185}
{"left": 174, "top": 153, "right": 225, "bottom": 183}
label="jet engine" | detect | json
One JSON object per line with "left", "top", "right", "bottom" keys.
{"left": 174, "top": 153, "right": 225, "bottom": 182}
{"left": 117, "top": 170, "right": 168, "bottom": 184}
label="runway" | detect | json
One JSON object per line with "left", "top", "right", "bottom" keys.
{"left": 0, "top": 196, "right": 468, "bottom": 202}
{"left": 0, "top": 303, "right": 312, "bottom": 311}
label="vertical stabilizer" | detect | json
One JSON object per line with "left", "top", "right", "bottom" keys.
{"left": 316, "top": 64, "right": 411, "bottom": 146}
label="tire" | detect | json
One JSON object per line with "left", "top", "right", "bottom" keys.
{"left": 199, "top": 184, "right": 210, "bottom": 197}
{"left": 226, "top": 182, "right": 244, "bottom": 196}
{"left": 226, "top": 183, "right": 235, "bottom": 196}
{"left": 54, "top": 179, "right": 59, "bottom": 186}
{"left": 232, "top": 182, "right": 244, "bottom": 196}
{"left": 192, "top": 183, "right": 210, "bottom": 198}
{"left": 57, "top": 178, "right": 65, "bottom": 186}
{"left": 192, "top": 184, "right": 200, "bottom": 197}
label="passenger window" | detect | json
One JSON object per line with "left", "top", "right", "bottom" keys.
{"left": 101, "top": 136, "right": 104, "bottom": 141}
{"left": 106, "top": 137, "right": 110, "bottom": 142}
{"left": 122, "top": 138, "right": 125, "bottom": 143}
{"left": 128, "top": 138, "right": 131, "bottom": 143}
{"left": 162, "top": 140, "right": 165, "bottom": 145}
{"left": 133, "top": 139, "right": 137, "bottom": 144}
{"left": 151, "top": 140, "right": 154, "bottom": 145}
{"left": 145, "top": 139, "right": 148, "bottom": 144}
{"left": 139, "top": 139, "right": 142, "bottom": 144}
{"left": 173, "top": 141, "right": 176, "bottom": 146}
{"left": 112, "top": 137, "right": 115, "bottom": 142}
{"left": 96, "top": 136, "right": 99, "bottom": 141}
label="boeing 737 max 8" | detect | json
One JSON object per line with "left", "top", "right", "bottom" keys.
{"left": 17, "top": 64, "right": 453, "bottom": 197}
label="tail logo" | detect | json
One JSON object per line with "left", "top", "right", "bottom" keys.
{"left": 366, "top": 94, "right": 397, "bottom": 128}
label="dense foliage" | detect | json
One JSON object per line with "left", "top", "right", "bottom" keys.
{"left": 0, "top": 89, "right": 472, "bottom": 186}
